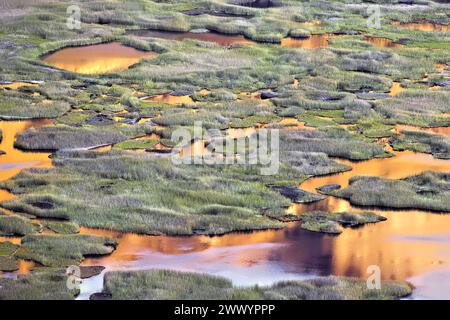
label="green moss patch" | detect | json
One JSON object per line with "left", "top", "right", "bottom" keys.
{"left": 0, "top": 241, "right": 19, "bottom": 255}
{"left": 114, "top": 139, "right": 159, "bottom": 150}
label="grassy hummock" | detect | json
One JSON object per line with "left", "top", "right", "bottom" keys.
{"left": 0, "top": 215, "right": 40, "bottom": 236}
{"left": 99, "top": 269, "right": 412, "bottom": 300}
{"left": 0, "top": 256, "right": 19, "bottom": 272}
{"left": 15, "top": 234, "right": 117, "bottom": 267}
{"left": 0, "top": 269, "right": 77, "bottom": 300}
{"left": 391, "top": 130, "right": 450, "bottom": 159}
{"left": 14, "top": 125, "right": 128, "bottom": 151}
{"left": 300, "top": 211, "right": 387, "bottom": 234}
{"left": 0, "top": 241, "right": 19, "bottom": 256}
{"left": 329, "top": 172, "right": 450, "bottom": 212}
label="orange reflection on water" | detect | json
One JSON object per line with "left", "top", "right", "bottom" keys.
{"left": 281, "top": 34, "right": 332, "bottom": 49}
{"left": 0, "top": 120, "right": 53, "bottom": 187}
{"left": 0, "top": 82, "right": 38, "bottom": 90}
{"left": 0, "top": 237, "right": 21, "bottom": 245}
{"left": 365, "top": 36, "right": 403, "bottom": 49}
{"left": 395, "top": 124, "right": 450, "bottom": 137}
{"left": 179, "top": 140, "right": 210, "bottom": 157}
{"left": 435, "top": 64, "right": 447, "bottom": 73}
{"left": 393, "top": 21, "right": 450, "bottom": 32}
{"left": 389, "top": 82, "right": 404, "bottom": 96}
{"left": 16, "top": 260, "right": 36, "bottom": 275}
{"left": 43, "top": 42, "right": 156, "bottom": 74}
{"left": 144, "top": 94, "right": 194, "bottom": 105}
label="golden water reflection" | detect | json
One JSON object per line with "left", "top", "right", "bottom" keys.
{"left": 389, "top": 82, "right": 404, "bottom": 96}
{"left": 43, "top": 42, "right": 156, "bottom": 74}
{"left": 143, "top": 93, "right": 194, "bottom": 105}
{"left": 280, "top": 34, "right": 332, "bottom": 49}
{"left": 393, "top": 21, "right": 450, "bottom": 32}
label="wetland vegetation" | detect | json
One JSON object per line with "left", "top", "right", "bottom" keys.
{"left": 0, "top": 0, "right": 449, "bottom": 300}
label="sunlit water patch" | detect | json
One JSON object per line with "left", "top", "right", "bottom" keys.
{"left": 392, "top": 21, "right": 450, "bottom": 32}
{"left": 43, "top": 42, "right": 156, "bottom": 74}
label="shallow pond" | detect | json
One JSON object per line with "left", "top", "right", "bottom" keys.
{"left": 280, "top": 34, "right": 333, "bottom": 49}
{"left": 142, "top": 93, "right": 194, "bottom": 105}
{"left": 42, "top": 42, "right": 156, "bottom": 74}
{"left": 0, "top": 120, "right": 52, "bottom": 202}
{"left": 365, "top": 36, "right": 403, "bottom": 49}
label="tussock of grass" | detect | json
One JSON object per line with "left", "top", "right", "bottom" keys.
{"left": 15, "top": 234, "right": 116, "bottom": 267}
{"left": 280, "top": 129, "right": 389, "bottom": 161}
{"left": 100, "top": 269, "right": 412, "bottom": 300}
{"left": 114, "top": 139, "right": 158, "bottom": 150}
{"left": 332, "top": 172, "right": 450, "bottom": 212}
{"left": 0, "top": 241, "right": 19, "bottom": 256}
{"left": 14, "top": 125, "right": 128, "bottom": 151}
{"left": 0, "top": 147, "right": 314, "bottom": 235}
{"left": 0, "top": 256, "right": 19, "bottom": 272}
{"left": 0, "top": 215, "right": 40, "bottom": 236}
{"left": 44, "top": 221, "right": 80, "bottom": 234}
{"left": 375, "top": 90, "right": 450, "bottom": 127}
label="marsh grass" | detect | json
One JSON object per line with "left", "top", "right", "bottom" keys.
{"left": 375, "top": 90, "right": 450, "bottom": 127}
{"left": 0, "top": 95, "right": 70, "bottom": 120}
{"left": 391, "top": 130, "right": 450, "bottom": 159}
{"left": 300, "top": 211, "right": 387, "bottom": 235}
{"left": 100, "top": 269, "right": 412, "bottom": 300}
{"left": 0, "top": 269, "right": 76, "bottom": 300}
{"left": 15, "top": 234, "right": 116, "bottom": 267}
{"left": 332, "top": 172, "right": 450, "bottom": 212}
{"left": 0, "top": 215, "right": 40, "bottom": 236}
{"left": 43, "top": 221, "right": 80, "bottom": 234}
{"left": 14, "top": 125, "right": 128, "bottom": 150}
